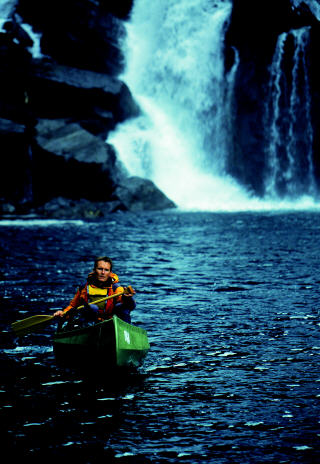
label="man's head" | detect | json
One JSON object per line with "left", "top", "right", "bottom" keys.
{"left": 93, "top": 256, "right": 113, "bottom": 283}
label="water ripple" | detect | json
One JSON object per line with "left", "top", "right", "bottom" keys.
{"left": 0, "top": 211, "right": 319, "bottom": 463}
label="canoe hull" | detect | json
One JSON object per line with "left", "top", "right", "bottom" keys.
{"left": 53, "top": 316, "right": 149, "bottom": 369}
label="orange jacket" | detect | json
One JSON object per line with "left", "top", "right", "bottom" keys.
{"left": 63, "top": 272, "right": 124, "bottom": 319}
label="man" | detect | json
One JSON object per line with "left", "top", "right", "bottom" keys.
{"left": 54, "top": 256, "right": 135, "bottom": 323}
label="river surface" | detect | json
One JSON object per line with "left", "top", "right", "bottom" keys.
{"left": 0, "top": 211, "right": 319, "bottom": 463}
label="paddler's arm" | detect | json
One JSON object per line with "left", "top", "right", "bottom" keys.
{"left": 53, "top": 289, "right": 83, "bottom": 317}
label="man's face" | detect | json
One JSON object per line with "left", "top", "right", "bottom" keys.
{"left": 94, "top": 260, "right": 112, "bottom": 282}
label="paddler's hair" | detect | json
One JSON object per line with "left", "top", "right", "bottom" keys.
{"left": 94, "top": 256, "right": 113, "bottom": 271}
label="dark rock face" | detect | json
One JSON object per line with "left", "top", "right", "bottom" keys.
{"left": 0, "top": 0, "right": 176, "bottom": 217}
{"left": 33, "top": 119, "right": 119, "bottom": 203}
{"left": 30, "top": 63, "right": 139, "bottom": 137}
{"left": 16, "top": 0, "right": 128, "bottom": 75}
{"left": 0, "top": 118, "right": 32, "bottom": 207}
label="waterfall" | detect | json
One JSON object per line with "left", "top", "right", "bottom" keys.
{"left": 109, "top": 0, "right": 318, "bottom": 211}
{"left": 264, "top": 27, "right": 316, "bottom": 199}
{"left": 0, "top": 0, "right": 17, "bottom": 31}
{"left": 109, "top": 0, "right": 256, "bottom": 211}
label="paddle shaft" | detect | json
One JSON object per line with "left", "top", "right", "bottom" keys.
{"left": 11, "top": 287, "right": 134, "bottom": 336}
{"left": 65, "top": 289, "right": 128, "bottom": 313}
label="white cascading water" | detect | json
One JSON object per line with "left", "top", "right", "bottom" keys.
{"left": 109, "top": 0, "right": 262, "bottom": 212}
{"left": 265, "top": 27, "right": 316, "bottom": 199}
{"left": 109, "top": 0, "right": 319, "bottom": 211}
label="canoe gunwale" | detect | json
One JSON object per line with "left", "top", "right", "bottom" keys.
{"left": 53, "top": 317, "right": 113, "bottom": 341}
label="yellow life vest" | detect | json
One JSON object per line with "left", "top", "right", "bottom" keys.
{"left": 87, "top": 285, "right": 109, "bottom": 311}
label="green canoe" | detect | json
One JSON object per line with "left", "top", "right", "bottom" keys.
{"left": 53, "top": 316, "right": 150, "bottom": 369}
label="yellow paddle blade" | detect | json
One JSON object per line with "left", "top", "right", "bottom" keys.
{"left": 11, "top": 314, "right": 55, "bottom": 337}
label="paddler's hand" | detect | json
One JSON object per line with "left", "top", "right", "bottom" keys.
{"left": 53, "top": 310, "right": 65, "bottom": 318}
{"left": 123, "top": 286, "right": 136, "bottom": 297}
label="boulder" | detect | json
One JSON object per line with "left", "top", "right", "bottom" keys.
{"left": 39, "top": 197, "right": 124, "bottom": 219}
{"left": 114, "top": 177, "right": 176, "bottom": 212}
{"left": 32, "top": 120, "right": 176, "bottom": 215}
{"left": 30, "top": 60, "right": 140, "bottom": 137}
{"left": 33, "top": 119, "right": 122, "bottom": 203}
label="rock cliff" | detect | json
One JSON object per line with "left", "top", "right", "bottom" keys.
{"left": 0, "top": 0, "right": 176, "bottom": 217}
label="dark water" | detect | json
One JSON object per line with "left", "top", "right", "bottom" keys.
{"left": 0, "top": 211, "right": 319, "bottom": 463}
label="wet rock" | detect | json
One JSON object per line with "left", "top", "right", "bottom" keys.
{"left": 0, "top": 118, "right": 25, "bottom": 134}
{"left": 39, "top": 197, "right": 124, "bottom": 219}
{"left": 33, "top": 119, "right": 121, "bottom": 203}
{"left": 30, "top": 61, "right": 139, "bottom": 136}
{"left": 16, "top": 0, "right": 127, "bottom": 75}
{"left": 0, "top": 203, "right": 16, "bottom": 214}
{"left": 114, "top": 177, "right": 176, "bottom": 212}
{"left": 32, "top": 120, "right": 176, "bottom": 214}
{"left": 0, "top": 0, "right": 177, "bottom": 216}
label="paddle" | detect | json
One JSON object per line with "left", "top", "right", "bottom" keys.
{"left": 11, "top": 286, "right": 134, "bottom": 337}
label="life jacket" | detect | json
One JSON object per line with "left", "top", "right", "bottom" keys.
{"left": 87, "top": 283, "right": 122, "bottom": 318}
{"left": 63, "top": 272, "right": 123, "bottom": 318}
{"left": 82, "top": 272, "right": 122, "bottom": 319}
